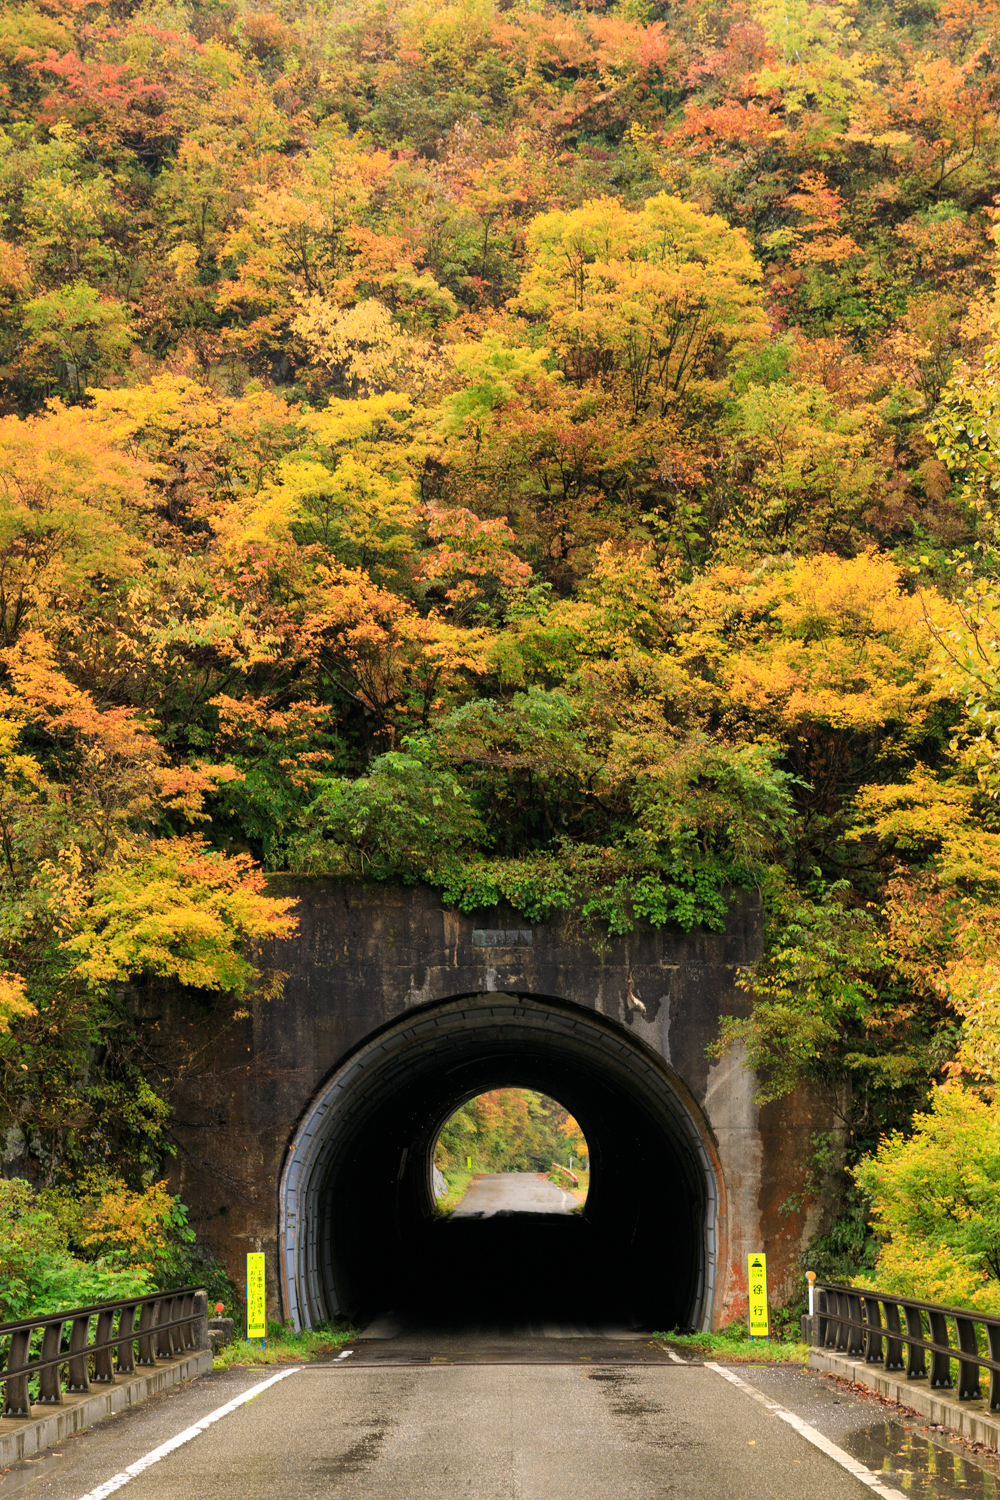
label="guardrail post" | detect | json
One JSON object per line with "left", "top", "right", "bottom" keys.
{"left": 988, "top": 1323, "right": 1000, "bottom": 1410}
{"left": 37, "top": 1321, "right": 65, "bottom": 1404}
{"left": 833, "top": 1291, "right": 849, "bottom": 1352}
{"left": 190, "top": 1291, "right": 209, "bottom": 1352}
{"left": 955, "top": 1317, "right": 982, "bottom": 1400}
{"left": 137, "top": 1299, "right": 159, "bottom": 1366}
{"left": 903, "top": 1303, "right": 927, "bottom": 1379}
{"left": 92, "top": 1309, "right": 115, "bottom": 1383}
{"left": 817, "top": 1288, "right": 829, "bottom": 1349}
{"left": 863, "top": 1295, "right": 883, "bottom": 1364}
{"left": 66, "top": 1314, "right": 92, "bottom": 1393}
{"left": 173, "top": 1297, "right": 189, "bottom": 1355}
{"left": 156, "top": 1297, "right": 176, "bottom": 1358}
{"left": 928, "top": 1310, "right": 953, "bottom": 1388}
{"left": 846, "top": 1293, "right": 865, "bottom": 1357}
{"left": 116, "top": 1304, "right": 137, "bottom": 1375}
{"left": 169, "top": 1297, "right": 187, "bottom": 1356}
{"left": 883, "top": 1300, "right": 905, "bottom": 1372}
{"left": 1, "top": 1330, "right": 33, "bottom": 1418}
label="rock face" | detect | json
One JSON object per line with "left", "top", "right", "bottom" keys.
{"left": 166, "top": 878, "right": 833, "bottom": 1330}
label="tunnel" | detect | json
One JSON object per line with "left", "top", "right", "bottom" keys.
{"left": 279, "top": 993, "right": 720, "bottom": 1334}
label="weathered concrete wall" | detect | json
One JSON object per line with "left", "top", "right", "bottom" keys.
{"left": 166, "top": 879, "right": 831, "bottom": 1326}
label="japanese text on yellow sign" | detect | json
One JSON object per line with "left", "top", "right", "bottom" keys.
{"left": 748, "top": 1252, "right": 769, "bottom": 1338}
{"left": 246, "top": 1253, "right": 266, "bottom": 1340}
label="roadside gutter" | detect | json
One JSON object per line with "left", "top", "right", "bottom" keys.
{"left": 809, "top": 1348, "right": 1000, "bottom": 1450}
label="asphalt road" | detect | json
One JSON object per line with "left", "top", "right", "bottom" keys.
{"left": 451, "top": 1171, "right": 578, "bottom": 1216}
{"left": 7, "top": 1344, "right": 1000, "bottom": 1500}
{"left": 8, "top": 1355, "right": 993, "bottom": 1500}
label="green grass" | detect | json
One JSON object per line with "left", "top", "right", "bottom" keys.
{"left": 213, "top": 1322, "right": 357, "bottom": 1369}
{"left": 653, "top": 1326, "right": 811, "bottom": 1363}
{"left": 434, "top": 1167, "right": 474, "bottom": 1213}
{"left": 550, "top": 1165, "right": 590, "bottom": 1204}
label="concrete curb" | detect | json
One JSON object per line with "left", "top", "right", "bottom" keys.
{"left": 809, "top": 1348, "right": 1000, "bottom": 1450}
{"left": 0, "top": 1348, "right": 214, "bottom": 1468}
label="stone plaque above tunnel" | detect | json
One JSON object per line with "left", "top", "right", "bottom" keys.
{"left": 165, "top": 878, "right": 834, "bottom": 1332}
{"left": 471, "top": 928, "right": 533, "bottom": 947}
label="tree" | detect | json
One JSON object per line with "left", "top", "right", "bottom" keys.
{"left": 435, "top": 1089, "right": 585, "bottom": 1175}
{"left": 518, "top": 193, "right": 767, "bottom": 419}
{"left": 755, "top": 0, "right": 869, "bottom": 129}
{"left": 855, "top": 1086, "right": 1000, "bottom": 1313}
{"left": 5, "top": 0, "right": 1000, "bottom": 1308}
{"left": 0, "top": 399, "right": 151, "bottom": 643}
{"left": 20, "top": 282, "right": 132, "bottom": 399}
{"left": 0, "top": 635, "right": 296, "bottom": 1178}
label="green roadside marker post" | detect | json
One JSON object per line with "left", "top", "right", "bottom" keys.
{"left": 748, "top": 1252, "right": 769, "bottom": 1343}
{"left": 247, "top": 1252, "right": 267, "bottom": 1350}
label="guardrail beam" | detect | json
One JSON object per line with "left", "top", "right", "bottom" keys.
{"left": 0, "top": 1287, "right": 208, "bottom": 1416}
{"left": 811, "top": 1281, "right": 1000, "bottom": 1408}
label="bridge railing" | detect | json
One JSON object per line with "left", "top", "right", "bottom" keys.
{"left": 1, "top": 1288, "right": 208, "bottom": 1419}
{"left": 815, "top": 1280, "right": 1000, "bottom": 1408}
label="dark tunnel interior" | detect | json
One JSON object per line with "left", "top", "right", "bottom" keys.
{"left": 304, "top": 997, "right": 711, "bottom": 1333}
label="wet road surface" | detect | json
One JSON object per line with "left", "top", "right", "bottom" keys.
{"left": 740, "top": 1365, "right": 1000, "bottom": 1498}
{"left": 451, "top": 1171, "right": 578, "bottom": 1216}
{"left": 6, "top": 1344, "right": 1000, "bottom": 1500}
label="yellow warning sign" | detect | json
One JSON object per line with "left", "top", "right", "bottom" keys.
{"left": 748, "top": 1252, "right": 769, "bottom": 1338}
{"left": 247, "top": 1252, "right": 266, "bottom": 1341}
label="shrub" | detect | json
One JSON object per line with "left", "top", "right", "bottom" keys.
{"left": 853, "top": 1085, "right": 1000, "bottom": 1313}
{"left": 0, "top": 1174, "right": 235, "bottom": 1320}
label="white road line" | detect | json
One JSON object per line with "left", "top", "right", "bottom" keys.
{"left": 706, "top": 1363, "right": 907, "bottom": 1499}
{"left": 73, "top": 1367, "right": 301, "bottom": 1500}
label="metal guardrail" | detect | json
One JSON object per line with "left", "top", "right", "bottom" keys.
{"left": 1, "top": 1287, "right": 208, "bottom": 1419}
{"left": 817, "top": 1281, "right": 1000, "bottom": 1409}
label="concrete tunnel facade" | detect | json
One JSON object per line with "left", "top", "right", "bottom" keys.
{"left": 165, "top": 879, "right": 833, "bottom": 1330}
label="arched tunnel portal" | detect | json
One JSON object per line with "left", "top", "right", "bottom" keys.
{"left": 280, "top": 993, "right": 721, "bottom": 1334}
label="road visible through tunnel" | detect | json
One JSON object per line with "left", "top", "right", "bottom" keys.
{"left": 450, "top": 1170, "right": 579, "bottom": 1217}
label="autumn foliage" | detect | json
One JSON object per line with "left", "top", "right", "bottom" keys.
{"left": 5, "top": 0, "right": 1000, "bottom": 1303}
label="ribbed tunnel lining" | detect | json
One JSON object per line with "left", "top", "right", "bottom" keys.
{"left": 279, "top": 993, "right": 720, "bottom": 1332}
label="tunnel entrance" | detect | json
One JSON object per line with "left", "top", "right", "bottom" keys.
{"left": 279, "top": 994, "right": 720, "bottom": 1334}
